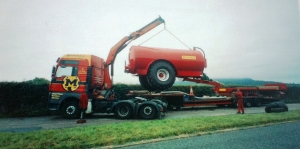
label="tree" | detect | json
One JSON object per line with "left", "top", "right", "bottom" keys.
{"left": 26, "top": 77, "right": 50, "bottom": 84}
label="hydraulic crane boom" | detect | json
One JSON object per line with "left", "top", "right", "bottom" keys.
{"left": 103, "top": 16, "right": 165, "bottom": 89}
{"left": 105, "top": 16, "right": 165, "bottom": 66}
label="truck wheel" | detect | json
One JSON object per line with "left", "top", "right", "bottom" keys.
{"left": 265, "top": 102, "right": 288, "bottom": 113}
{"left": 139, "top": 104, "right": 157, "bottom": 119}
{"left": 244, "top": 99, "right": 253, "bottom": 107}
{"left": 254, "top": 99, "right": 262, "bottom": 107}
{"left": 114, "top": 103, "right": 133, "bottom": 119}
{"left": 276, "top": 102, "right": 288, "bottom": 112}
{"left": 61, "top": 101, "right": 80, "bottom": 119}
{"left": 231, "top": 99, "right": 238, "bottom": 108}
{"left": 280, "top": 102, "right": 288, "bottom": 111}
{"left": 139, "top": 75, "right": 156, "bottom": 91}
{"left": 147, "top": 61, "right": 175, "bottom": 91}
{"left": 216, "top": 104, "right": 226, "bottom": 108}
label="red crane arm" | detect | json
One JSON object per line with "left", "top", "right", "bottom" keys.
{"left": 105, "top": 16, "right": 165, "bottom": 66}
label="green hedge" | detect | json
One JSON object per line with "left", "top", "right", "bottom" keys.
{"left": 0, "top": 82, "right": 50, "bottom": 117}
{"left": 0, "top": 82, "right": 215, "bottom": 118}
{"left": 0, "top": 81, "right": 299, "bottom": 118}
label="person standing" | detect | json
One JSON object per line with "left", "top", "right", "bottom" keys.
{"left": 77, "top": 93, "right": 88, "bottom": 123}
{"left": 235, "top": 88, "right": 245, "bottom": 114}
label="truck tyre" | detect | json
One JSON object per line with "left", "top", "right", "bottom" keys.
{"left": 147, "top": 61, "right": 175, "bottom": 91}
{"left": 61, "top": 101, "right": 80, "bottom": 119}
{"left": 139, "top": 75, "right": 156, "bottom": 91}
{"left": 244, "top": 99, "right": 252, "bottom": 107}
{"left": 254, "top": 99, "right": 262, "bottom": 107}
{"left": 277, "top": 102, "right": 288, "bottom": 111}
{"left": 265, "top": 102, "right": 288, "bottom": 113}
{"left": 139, "top": 104, "right": 157, "bottom": 119}
{"left": 114, "top": 103, "right": 133, "bottom": 119}
{"left": 231, "top": 99, "right": 238, "bottom": 108}
{"left": 216, "top": 104, "right": 226, "bottom": 108}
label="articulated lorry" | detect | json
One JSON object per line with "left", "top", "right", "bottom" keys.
{"left": 48, "top": 16, "right": 286, "bottom": 120}
{"left": 47, "top": 16, "right": 207, "bottom": 119}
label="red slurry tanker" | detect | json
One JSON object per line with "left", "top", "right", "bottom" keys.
{"left": 125, "top": 45, "right": 207, "bottom": 91}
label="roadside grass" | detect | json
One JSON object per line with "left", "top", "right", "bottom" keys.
{"left": 1, "top": 110, "right": 300, "bottom": 149}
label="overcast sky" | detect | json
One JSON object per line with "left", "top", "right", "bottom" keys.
{"left": 1, "top": 0, "right": 299, "bottom": 84}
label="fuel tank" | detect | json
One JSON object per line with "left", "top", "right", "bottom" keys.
{"left": 125, "top": 45, "right": 206, "bottom": 77}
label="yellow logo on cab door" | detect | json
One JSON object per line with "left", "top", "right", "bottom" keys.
{"left": 62, "top": 76, "right": 80, "bottom": 91}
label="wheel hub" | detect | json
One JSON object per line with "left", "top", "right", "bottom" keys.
{"left": 143, "top": 106, "right": 152, "bottom": 115}
{"left": 119, "top": 107, "right": 129, "bottom": 116}
{"left": 157, "top": 69, "right": 169, "bottom": 81}
{"left": 66, "top": 106, "right": 75, "bottom": 115}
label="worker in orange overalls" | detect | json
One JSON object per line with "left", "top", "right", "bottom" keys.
{"left": 77, "top": 93, "right": 88, "bottom": 123}
{"left": 235, "top": 88, "right": 245, "bottom": 114}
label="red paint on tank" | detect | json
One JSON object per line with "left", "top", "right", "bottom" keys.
{"left": 125, "top": 46, "right": 206, "bottom": 77}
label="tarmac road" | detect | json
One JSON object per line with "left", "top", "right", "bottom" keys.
{"left": 0, "top": 103, "right": 299, "bottom": 133}
{"left": 118, "top": 121, "right": 300, "bottom": 149}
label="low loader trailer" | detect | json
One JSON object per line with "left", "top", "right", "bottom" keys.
{"left": 127, "top": 83, "right": 287, "bottom": 110}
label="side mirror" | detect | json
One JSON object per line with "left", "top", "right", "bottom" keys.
{"left": 51, "top": 66, "right": 56, "bottom": 81}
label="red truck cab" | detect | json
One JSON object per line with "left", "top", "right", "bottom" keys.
{"left": 48, "top": 54, "right": 106, "bottom": 117}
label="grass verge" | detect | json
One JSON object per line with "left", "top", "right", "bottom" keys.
{"left": 1, "top": 110, "right": 300, "bottom": 149}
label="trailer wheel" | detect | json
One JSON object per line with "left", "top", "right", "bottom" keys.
{"left": 139, "top": 75, "right": 155, "bottom": 91}
{"left": 254, "top": 99, "right": 262, "bottom": 107}
{"left": 244, "top": 99, "right": 253, "bottom": 107}
{"left": 147, "top": 61, "right": 175, "bottom": 91}
{"left": 139, "top": 104, "right": 157, "bottom": 119}
{"left": 114, "top": 103, "right": 133, "bottom": 119}
{"left": 61, "top": 101, "right": 80, "bottom": 119}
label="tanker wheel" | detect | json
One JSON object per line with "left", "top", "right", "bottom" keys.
{"left": 114, "top": 103, "right": 133, "bottom": 119}
{"left": 139, "top": 104, "right": 157, "bottom": 119}
{"left": 139, "top": 75, "right": 156, "bottom": 91}
{"left": 147, "top": 61, "right": 175, "bottom": 91}
{"left": 61, "top": 101, "right": 80, "bottom": 119}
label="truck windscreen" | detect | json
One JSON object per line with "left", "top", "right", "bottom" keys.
{"left": 56, "top": 66, "right": 78, "bottom": 77}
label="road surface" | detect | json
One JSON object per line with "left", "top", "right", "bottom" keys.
{"left": 118, "top": 121, "right": 300, "bottom": 149}
{"left": 0, "top": 103, "right": 299, "bottom": 132}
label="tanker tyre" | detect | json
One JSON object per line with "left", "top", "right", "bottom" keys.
{"left": 61, "top": 101, "right": 80, "bottom": 119}
{"left": 147, "top": 61, "right": 176, "bottom": 91}
{"left": 139, "top": 104, "right": 157, "bottom": 119}
{"left": 114, "top": 103, "right": 133, "bottom": 119}
{"left": 139, "top": 75, "right": 156, "bottom": 91}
